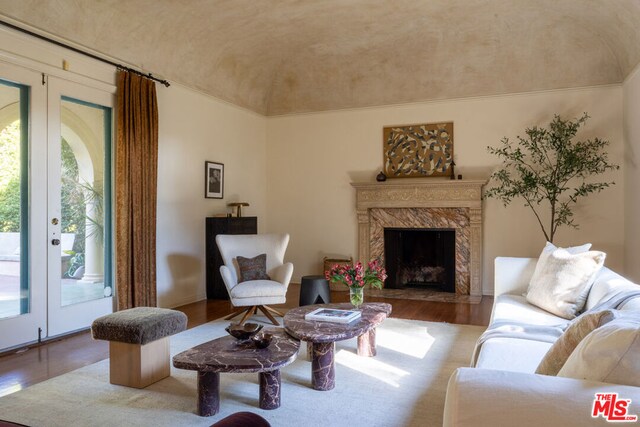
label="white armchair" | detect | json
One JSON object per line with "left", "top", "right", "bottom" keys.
{"left": 215, "top": 233, "right": 293, "bottom": 325}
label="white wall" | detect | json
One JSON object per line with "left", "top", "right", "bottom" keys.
{"left": 266, "top": 86, "right": 624, "bottom": 294}
{"left": 156, "top": 86, "right": 267, "bottom": 307}
{"left": 624, "top": 65, "right": 640, "bottom": 283}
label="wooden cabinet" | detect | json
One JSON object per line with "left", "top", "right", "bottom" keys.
{"left": 205, "top": 216, "right": 257, "bottom": 299}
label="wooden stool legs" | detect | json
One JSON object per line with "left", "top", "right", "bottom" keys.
{"left": 109, "top": 337, "right": 170, "bottom": 388}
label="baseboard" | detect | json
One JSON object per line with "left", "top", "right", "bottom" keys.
{"left": 165, "top": 292, "right": 207, "bottom": 309}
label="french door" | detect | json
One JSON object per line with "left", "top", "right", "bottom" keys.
{"left": 0, "top": 62, "right": 115, "bottom": 350}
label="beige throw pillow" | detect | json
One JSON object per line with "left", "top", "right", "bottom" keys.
{"left": 527, "top": 242, "right": 592, "bottom": 292}
{"left": 526, "top": 248, "right": 605, "bottom": 319}
{"left": 558, "top": 315, "right": 640, "bottom": 387}
{"left": 536, "top": 309, "right": 618, "bottom": 376}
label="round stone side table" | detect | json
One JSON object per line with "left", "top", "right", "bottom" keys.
{"left": 284, "top": 302, "right": 392, "bottom": 391}
{"left": 173, "top": 329, "right": 300, "bottom": 416}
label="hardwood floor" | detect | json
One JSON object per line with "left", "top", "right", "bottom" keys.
{"left": 0, "top": 284, "right": 492, "bottom": 398}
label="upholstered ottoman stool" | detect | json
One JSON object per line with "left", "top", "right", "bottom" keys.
{"left": 92, "top": 307, "right": 188, "bottom": 388}
{"left": 299, "top": 275, "right": 331, "bottom": 306}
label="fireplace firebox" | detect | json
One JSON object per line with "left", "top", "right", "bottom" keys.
{"left": 383, "top": 228, "right": 456, "bottom": 293}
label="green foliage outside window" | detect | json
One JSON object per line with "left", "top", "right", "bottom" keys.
{"left": 0, "top": 121, "right": 87, "bottom": 254}
{"left": 0, "top": 121, "right": 21, "bottom": 232}
{"left": 61, "top": 138, "right": 87, "bottom": 253}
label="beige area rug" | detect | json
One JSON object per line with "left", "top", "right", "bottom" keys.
{"left": 0, "top": 317, "right": 484, "bottom": 427}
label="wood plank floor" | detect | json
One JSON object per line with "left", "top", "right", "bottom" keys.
{"left": 0, "top": 284, "right": 492, "bottom": 398}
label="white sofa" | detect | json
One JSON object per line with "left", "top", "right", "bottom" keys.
{"left": 443, "top": 257, "right": 640, "bottom": 427}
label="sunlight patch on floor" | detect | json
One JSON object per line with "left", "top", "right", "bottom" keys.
{"left": 377, "top": 327, "right": 435, "bottom": 359}
{"left": 336, "top": 349, "right": 410, "bottom": 387}
{"left": 0, "top": 383, "right": 23, "bottom": 398}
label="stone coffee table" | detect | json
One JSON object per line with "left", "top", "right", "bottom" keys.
{"left": 284, "top": 302, "right": 392, "bottom": 391}
{"left": 172, "top": 329, "right": 300, "bottom": 416}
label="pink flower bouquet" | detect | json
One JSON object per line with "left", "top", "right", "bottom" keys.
{"left": 325, "top": 259, "right": 387, "bottom": 308}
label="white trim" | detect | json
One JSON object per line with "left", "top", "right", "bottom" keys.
{"left": 267, "top": 83, "right": 623, "bottom": 118}
{"left": 0, "top": 25, "right": 115, "bottom": 92}
{"left": 0, "top": 61, "right": 48, "bottom": 350}
{"left": 0, "top": 15, "right": 132, "bottom": 82}
{"left": 0, "top": 18, "right": 266, "bottom": 120}
{"left": 46, "top": 76, "right": 115, "bottom": 337}
{"left": 165, "top": 292, "right": 207, "bottom": 310}
{"left": 623, "top": 60, "right": 640, "bottom": 85}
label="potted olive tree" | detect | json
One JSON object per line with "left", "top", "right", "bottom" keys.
{"left": 485, "top": 113, "right": 619, "bottom": 243}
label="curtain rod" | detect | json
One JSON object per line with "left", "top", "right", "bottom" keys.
{"left": 0, "top": 19, "right": 170, "bottom": 87}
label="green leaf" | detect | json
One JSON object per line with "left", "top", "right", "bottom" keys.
{"left": 485, "top": 112, "right": 618, "bottom": 242}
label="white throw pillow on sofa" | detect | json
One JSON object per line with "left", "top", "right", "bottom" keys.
{"left": 558, "top": 316, "right": 640, "bottom": 387}
{"left": 527, "top": 242, "right": 592, "bottom": 292}
{"left": 526, "top": 247, "right": 605, "bottom": 319}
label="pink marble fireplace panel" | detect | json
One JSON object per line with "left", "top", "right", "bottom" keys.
{"left": 369, "top": 207, "right": 470, "bottom": 295}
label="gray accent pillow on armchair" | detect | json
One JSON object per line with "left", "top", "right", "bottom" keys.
{"left": 237, "top": 253, "right": 271, "bottom": 282}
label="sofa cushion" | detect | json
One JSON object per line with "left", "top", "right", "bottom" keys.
{"left": 558, "top": 315, "right": 640, "bottom": 387}
{"left": 492, "top": 294, "right": 570, "bottom": 327}
{"left": 91, "top": 307, "right": 188, "bottom": 345}
{"left": 585, "top": 267, "right": 640, "bottom": 311}
{"left": 475, "top": 337, "right": 553, "bottom": 373}
{"left": 526, "top": 248, "right": 605, "bottom": 319}
{"left": 230, "top": 280, "right": 286, "bottom": 299}
{"left": 620, "top": 296, "right": 640, "bottom": 312}
{"left": 536, "top": 309, "right": 619, "bottom": 376}
{"left": 236, "top": 253, "right": 271, "bottom": 282}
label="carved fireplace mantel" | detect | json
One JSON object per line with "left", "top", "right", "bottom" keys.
{"left": 351, "top": 178, "right": 486, "bottom": 297}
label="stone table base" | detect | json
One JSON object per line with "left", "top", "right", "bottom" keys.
{"left": 259, "top": 370, "right": 281, "bottom": 410}
{"left": 357, "top": 328, "right": 377, "bottom": 357}
{"left": 173, "top": 329, "right": 299, "bottom": 416}
{"left": 197, "top": 371, "right": 220, "bottom": 417}
{"left": 311, "top": 342, "right": 335, "bottom": 391}
{"left": 197, "top": 369, "right": 283, "bottom": 415}
{"left": 284, "top": 303, "right": 392, "bottom": 392}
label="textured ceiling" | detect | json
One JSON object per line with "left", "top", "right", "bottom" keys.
{"left": 0, "top": 0, "right": 639, "bottom": 115}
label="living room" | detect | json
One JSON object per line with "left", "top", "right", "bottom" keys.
{"left": 0, "top": 1, "right": 639, "bottom": 426}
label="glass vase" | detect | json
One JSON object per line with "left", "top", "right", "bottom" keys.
{"left": 349, "top": 286, "right": 364, "bottom": 309}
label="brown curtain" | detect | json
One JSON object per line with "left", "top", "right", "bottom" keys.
{"left": 115, "top": 70, "right": 159, "bottom": 310}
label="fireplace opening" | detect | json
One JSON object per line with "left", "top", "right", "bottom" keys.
{"left": 383, "top": 228, "right": 455, "bottom": 292}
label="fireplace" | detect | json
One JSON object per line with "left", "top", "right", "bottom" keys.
{"left": 351, "top": 179, "right": 485, "bottom": 298}
{"left": 384, "top": 228, "right": 456, "bottom": 292}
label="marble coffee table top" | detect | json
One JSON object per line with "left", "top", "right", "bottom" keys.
{"left": 284, "top": 303, "right": 392, "bottom": 343}
{"left": 172, "top": 328, "right": 300, "bottom": 373}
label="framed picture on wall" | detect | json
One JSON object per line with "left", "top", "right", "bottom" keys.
{"left": 205, "top": 161, "right": 224, "bottom": 199}
{"left": 383, "top": 122, "right": 454, "bottom": 178}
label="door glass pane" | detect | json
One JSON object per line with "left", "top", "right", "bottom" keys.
{"left": 0, "top": 80, "right": 28, "bottom": 319}
{"left": 59, "top": 97, "right": 112, "bottom": 306}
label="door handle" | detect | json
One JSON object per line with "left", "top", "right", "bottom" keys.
{"left": 51, "top": 239, "right": 60, "bottom": 246}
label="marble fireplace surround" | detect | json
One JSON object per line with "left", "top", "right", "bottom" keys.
{"left": 351, "top": 179, "right": 485, "bottom": 297}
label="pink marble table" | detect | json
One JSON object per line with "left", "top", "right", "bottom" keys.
{"left": 283, "top": 302, "right": 392, "bottom": 391}
{"left": 172, "top": 328, "right": 300, "bottom": 416}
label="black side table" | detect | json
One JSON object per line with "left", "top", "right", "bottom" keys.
{"left": 299, "top": 275, "right": 331, "bottom": 306}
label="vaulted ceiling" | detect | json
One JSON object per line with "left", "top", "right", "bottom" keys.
{"left": 0, "top": 0, "right": 639, "bottom": 115}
